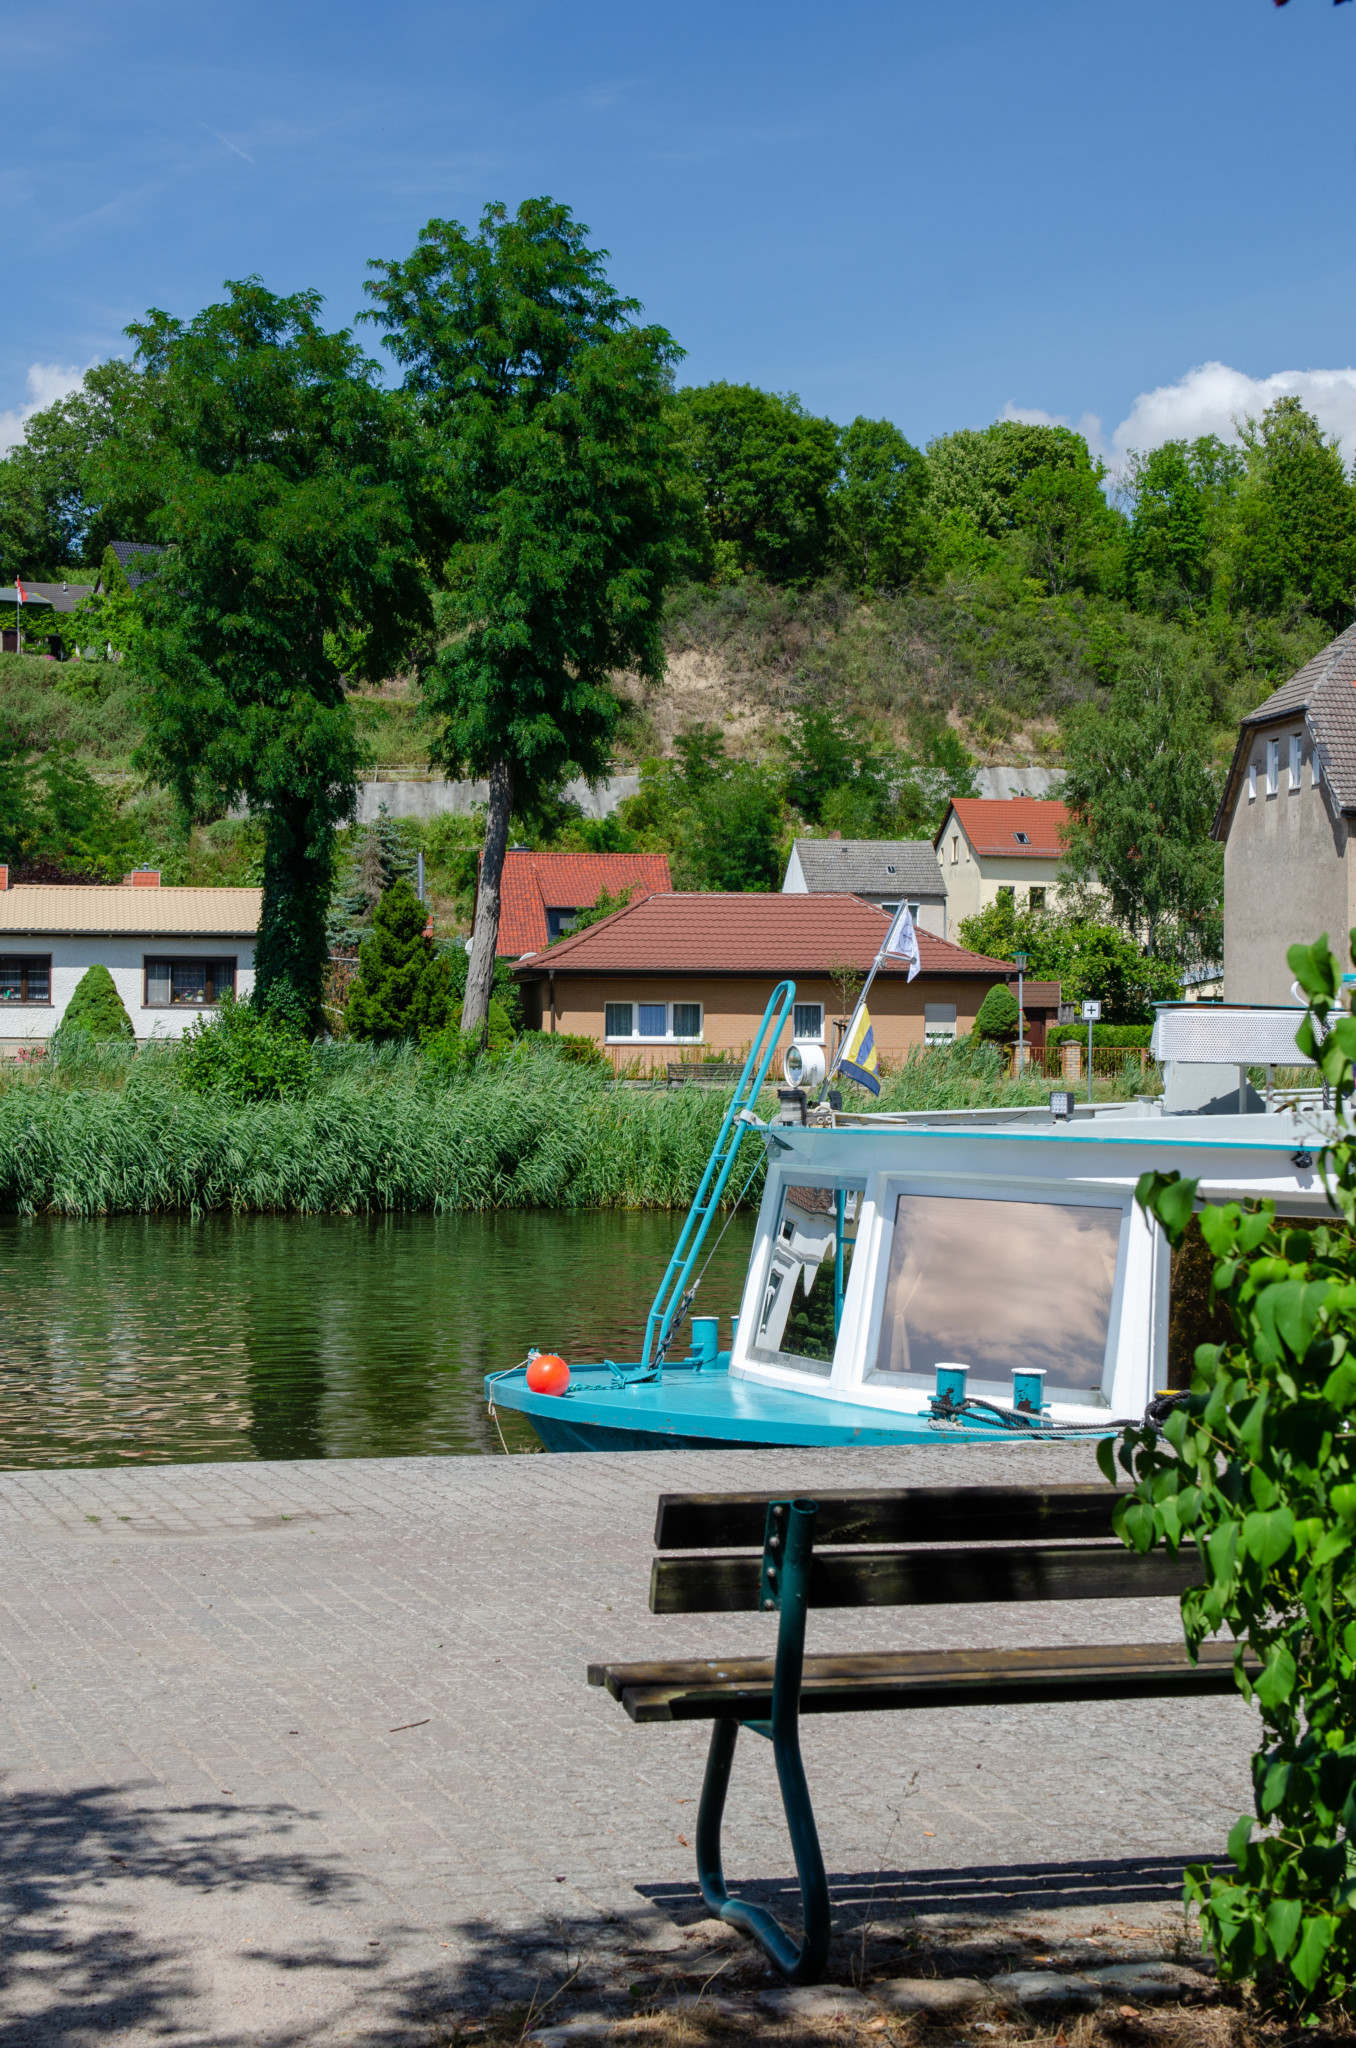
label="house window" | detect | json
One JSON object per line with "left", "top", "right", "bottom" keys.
{"left": 793, "top": 1003, "right": 824, "bottom": 1042}
{"left": 879, "top": 901, "right": 899, "bottom": 915}
{"left": 1248, "top": 761, "right": 1257, "bottom": 802}
{"left": 144, "top": 958, "right": 237, "bottom": 1007}
{"left": 605, "top": 1000, "right": 703, "bottom": 1042}
{"left": 950, "top": 836, "right": 959, "bottom": 864}
{"left": 1013, "top": 830, "right": 1030, "bottom": 845}
{"left": 1028, "top": 887, "right": 1046, "bottom": 912}
{"left": 1266, "top": 737, "right": 1279, "bottom": 796}
{"left": 1289, "top": 734, "right": 1302, "bottom": 793}
{"left": 907, "top": 901, "right": 920, "bottom": 919}
{"left": 545, "top": 907, "right": 579, "bottom": 940}
{"left": 0, "top": 954, "right": 52, "bottom": 1004}
{"left": 997, "top": 885, "right": 1015, "bottom": 907}
{"left": 924, "top": 1002, "right": 957, "bottom": 1044}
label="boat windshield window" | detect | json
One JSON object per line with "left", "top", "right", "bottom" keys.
{"left": 752, "top": 1182, "right": 863, "bottom": 1377}
{"left": 868, "top": 1192, "right": 1122, "bottom": 1393}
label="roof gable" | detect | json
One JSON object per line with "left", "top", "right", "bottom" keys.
{"left": 1216, "top": 618, "right": 1356, "bottom": 828}
{"left": 785, "top": 838, "right": 944, "bottom": 896}
{"left": 936, "top": 798, "right": 1070, "bottom": 858}
{"left": 489, "top": 850, "right": 673, "bottom": 955}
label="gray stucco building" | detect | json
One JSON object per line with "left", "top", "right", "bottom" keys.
{"left": 1215, "top": 620, "right": 1356, "bottom": 1002}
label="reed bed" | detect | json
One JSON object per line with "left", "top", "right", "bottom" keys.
{"left": 0, "top": 1035, "right": 1119, "bottom": 1218}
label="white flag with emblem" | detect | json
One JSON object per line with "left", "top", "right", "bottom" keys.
{"left": 881, "top": 902, "right": 921, "bottom": 982}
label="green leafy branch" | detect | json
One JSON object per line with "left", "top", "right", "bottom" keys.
{"left": 1108, "top": 930, "right": 1356, "bottom": 2009}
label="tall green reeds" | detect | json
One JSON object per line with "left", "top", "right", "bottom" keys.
{"left": 0, "top": 1034, "right": 1106, "bottom": 1218}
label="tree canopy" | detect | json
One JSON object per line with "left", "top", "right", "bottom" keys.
{"left": 97, "top": 278, "right": 429, "bottom": 1028}
{"left": 364, "top": 197, "right": 688, "bottom": 1030}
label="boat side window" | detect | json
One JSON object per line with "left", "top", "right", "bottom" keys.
{"left": 868, "top": 1191, "right": 1122, "bottom": 1396}
{"left": 752, "top": 1181, "right": 864, "bottom": 1378}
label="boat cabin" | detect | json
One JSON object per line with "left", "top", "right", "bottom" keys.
{"left": 734, "top": 1107, "right": 1327, "bottom": 1425}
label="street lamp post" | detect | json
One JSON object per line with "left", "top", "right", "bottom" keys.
{"left": 1013, "top": 951, "right": 1028, "bottom": 1073}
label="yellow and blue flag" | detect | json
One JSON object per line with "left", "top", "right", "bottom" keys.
{"left": 838, "top": 1005, "right": 880, "bottom": 1095}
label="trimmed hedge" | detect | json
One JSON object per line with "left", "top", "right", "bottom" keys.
{"left": 1046, "top": 1023, "right": 1153, "bottom": 1049}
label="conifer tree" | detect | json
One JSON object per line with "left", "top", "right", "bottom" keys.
{"left": 344, "top": 877, "right": 453, "bottom": 1042}
{"left": 59, "top": 964, "right": 135, "bottom": 1040}
{"left": 327, "top": 808, "right": 419, "bottom": 954}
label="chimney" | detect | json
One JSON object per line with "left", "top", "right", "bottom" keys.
{"left": 0, "top": 865, "right": 7, "bottom": 891}
{"left": 829, "top": 830, "right": 842, "bottom": 840}
{"left": 123, "top": 868, "right": 161, "bottom": 888}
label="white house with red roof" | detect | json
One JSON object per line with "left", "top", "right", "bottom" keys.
{"left": 933, "top": 798, "right": 1071, "bottom": 928}
{"left": 512, "top": 891, "right": 1048, "bottom": 1073}
{"left": 478, "top": 850, "right": 673, "bottom": 956}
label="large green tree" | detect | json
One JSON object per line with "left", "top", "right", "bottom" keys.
{"left": 0, "top": 361, "right": 158, "bottom": 573}
{"left": 364, "top": 198, "right": 686, "bottom": 1033}
{"left": 1060, "top": 656, "right": 1223, "bottom": 964}
{"left": 924, "top": 420, "right": 1095, "bottom": 538}
{"left": 832, "top": 416, "right": 929, "bottom": 591}
{"left": 1222, "top": 396, "right": 1356, "bottom": 629}
{"left": 98, "top": 279, "right": 429, "bottom": 1029}
{"left": 669, "top": 382, "right": 840, "bottom": 586}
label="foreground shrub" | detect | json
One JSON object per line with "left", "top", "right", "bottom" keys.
{"left": 59, "top": 964, "right": 134, "bottom": 1041}
{"left": 973, "top": 983, "right": 1018, "bottom": 1042}
{"left": 178, "top": 995, "right": 313, "bottom": 1105}
{"left": 1118, "top": 929, "right": 1356, "bottom": 2011}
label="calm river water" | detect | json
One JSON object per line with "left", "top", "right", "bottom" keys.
{"left": 0, "top": 1211, "right": 756, "bottom": 1467}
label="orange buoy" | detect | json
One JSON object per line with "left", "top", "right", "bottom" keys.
{"left": 526, "top": 1352, "right": 570, "bottom": 1396}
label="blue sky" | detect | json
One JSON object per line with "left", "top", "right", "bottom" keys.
{"left": 4, "top": 0, "right": 1356, "bottom": 463}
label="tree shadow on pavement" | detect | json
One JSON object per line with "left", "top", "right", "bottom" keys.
{"left": 0, "top": 1777, "right": 358, "bottom": 2047}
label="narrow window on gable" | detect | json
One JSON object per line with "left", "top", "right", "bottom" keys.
{"left": 1248, "top": 761, "right": 1257, "bottom": 802}
{"left": 1266, "top": 737, "right": 1279, "bottom": 796}
{"left": 1289, "top": 733, "right": 1302, "bottom": 793}
{"left": 950, "top": 836, "right": 958, "bottom": 864}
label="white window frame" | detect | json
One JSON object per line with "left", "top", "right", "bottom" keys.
{"left": 604, "top": 999, "right": 704, "bottom": 1044}
{"left": 1266, "top": 737, "right": 1280, "bottom": 796}
{"left": 923, "top": 1002, "right": 957, "bottom": 1044}
{"left": 1248, "top": 760, "right": 1257, "bottom": 802}
{"left": 950, "top": 836, "right": 959, "bottom": 864}
{"left": 792, "top": 1002, "right": 824, "bottom": 1043}
{"left": 1289, "top": 733, "right": 1303, "bottom": 793}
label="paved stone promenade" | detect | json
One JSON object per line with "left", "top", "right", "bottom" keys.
{"left": 0, "top": 1445, "right": 1256, "bottom": 2045}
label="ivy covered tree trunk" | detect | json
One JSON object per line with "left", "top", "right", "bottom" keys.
{"left": 462, "top": 756, "right": 512, "bottom": 1035}
{"left": 253, "top": 803, "right": 336, "bottom": 1033}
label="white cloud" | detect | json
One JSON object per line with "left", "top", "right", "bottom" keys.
{"left": 1002, "top": 363, "right": 1356, "bottom": 474}
{"left": 1108, "top": 362, "right": 1356, "bottom": 466}
{"left": 0, "top": 362, "right": 86, "bottom": 455}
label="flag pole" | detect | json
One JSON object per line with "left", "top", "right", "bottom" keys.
{"left": 818, "top": 944, "right": 887, "bottom": 1103}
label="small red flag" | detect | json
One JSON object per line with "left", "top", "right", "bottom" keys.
{"left": 14, "top": 577, "right": 25, "bottom": 604}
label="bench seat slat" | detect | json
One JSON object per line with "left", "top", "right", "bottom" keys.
{"left": 650, "top": 1541, "right": 1200, "bottom": 1614}
{"left": 590, "top": 1640, "right": 1253, "bottom": 1723}
{"left": 653, "top": 1483, "right": 1123, "bottom": 1552}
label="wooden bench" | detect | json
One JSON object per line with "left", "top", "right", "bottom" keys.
{"left": 589, "top": 1483, "right": 1253, "bottom": 1986}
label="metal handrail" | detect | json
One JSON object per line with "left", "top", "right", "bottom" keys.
{"left": 639, "top": 979, "right": 795, "bottom": 1375}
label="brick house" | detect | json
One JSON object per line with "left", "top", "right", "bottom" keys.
{"left": 513, "top": 891, "right": 1025, "bottom": 1073}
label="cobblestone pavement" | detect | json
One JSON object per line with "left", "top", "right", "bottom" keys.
{"left": 0, "top": 1445, "right": 1257, "bottom": 2045}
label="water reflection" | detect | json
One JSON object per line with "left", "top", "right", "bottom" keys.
{"left": 0, "top": 1211, "right": 756, "bottom": 1467}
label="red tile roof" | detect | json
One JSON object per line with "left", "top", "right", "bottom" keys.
{"left": 937, "top": 798, "right": 1070, "bottom": 857}
{"left": 514, "top": 893, "right": 1010, "bottom": 977}
{"left": 486, "top": 851, "right": 673, "bottom": 956}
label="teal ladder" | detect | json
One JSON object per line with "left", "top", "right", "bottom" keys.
{"left": 636, "top": 979, "right": 796, "bottom": 1378}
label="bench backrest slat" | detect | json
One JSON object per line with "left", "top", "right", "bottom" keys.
{"left": 649, "top": 1541, "right": 1200, "bottom": 1614}
{"left": 652, "top": 1483, "right": 1122, "bottom": 1552}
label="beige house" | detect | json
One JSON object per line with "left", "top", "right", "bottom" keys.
{"left": 0, "top": 868, "right": 260, "bottom": 1053}
{"left": 933, "top": 798, "right": 1070, "bottom": 929}
{"left": 513, "top": 891, "right": 1014, "bottom": 1074}
{"left": 1214, "top": 620, "right": 1356, "bottom": 1003}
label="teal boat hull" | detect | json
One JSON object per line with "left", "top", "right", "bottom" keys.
{"left": 484, "top": 1359, "right": 1103, "bottom": 1452}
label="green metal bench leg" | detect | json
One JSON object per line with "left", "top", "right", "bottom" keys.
{"left": 693, "top": 1501, "right": 831, "bottom": 1984}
